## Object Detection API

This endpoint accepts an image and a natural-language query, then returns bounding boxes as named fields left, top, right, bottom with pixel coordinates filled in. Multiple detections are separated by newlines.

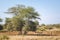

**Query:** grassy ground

left=0, top=31, right=60, bottom=40
left=8, top=35, right=60, bottom=40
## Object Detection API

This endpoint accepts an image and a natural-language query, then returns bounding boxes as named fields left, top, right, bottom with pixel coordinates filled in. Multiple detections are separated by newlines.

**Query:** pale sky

left=0, top=0, right=60, bottom=24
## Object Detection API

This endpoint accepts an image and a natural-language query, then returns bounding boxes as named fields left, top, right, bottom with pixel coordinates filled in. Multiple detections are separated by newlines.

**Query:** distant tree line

left=36, top=24, right=60, bottom=32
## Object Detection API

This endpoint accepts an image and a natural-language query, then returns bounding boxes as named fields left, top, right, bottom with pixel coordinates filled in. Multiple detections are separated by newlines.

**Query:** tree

left=4, top=18, right=13, bottom=31
left=0, top=18, right=3, bottom=30
left=0, top=25, right=3, bottom=30
left=11, top=17, right=24, bottom=31
left=28, top=20, right=39, bottom=31
left=0, top=18, right=2, bottom=22
left=6, top=5, right=40, bottom=34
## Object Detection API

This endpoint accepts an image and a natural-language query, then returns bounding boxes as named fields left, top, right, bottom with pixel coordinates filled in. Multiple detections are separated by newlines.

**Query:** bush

left=36, top=26, right=47, bottom=33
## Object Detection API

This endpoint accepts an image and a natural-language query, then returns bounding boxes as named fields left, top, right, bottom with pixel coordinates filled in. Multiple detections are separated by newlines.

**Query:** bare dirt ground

left=9, top=35, right=60, bottom=40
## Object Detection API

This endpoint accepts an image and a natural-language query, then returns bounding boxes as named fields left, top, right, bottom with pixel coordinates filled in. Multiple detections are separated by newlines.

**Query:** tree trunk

left=22, top=30, right=27, bottom=35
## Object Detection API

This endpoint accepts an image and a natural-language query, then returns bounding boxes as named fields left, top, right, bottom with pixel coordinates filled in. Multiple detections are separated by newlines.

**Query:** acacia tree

left=6, top=5, right=40, bottom=34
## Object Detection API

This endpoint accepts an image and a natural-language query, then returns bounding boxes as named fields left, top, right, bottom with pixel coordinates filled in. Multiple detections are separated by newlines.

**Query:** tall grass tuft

left=0, top=35, right=9, bottom=40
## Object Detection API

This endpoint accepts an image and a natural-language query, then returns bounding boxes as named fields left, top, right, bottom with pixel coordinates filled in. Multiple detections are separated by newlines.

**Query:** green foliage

left=29, top=21, right=39, bottom=31
left=37, top=26, right=46, bottom=32
left=0, top=25, right=3, bottom=30
left=4, top=18, right=13, bottom=31
left=5, top=5, right=40, bottom=34
left=0, top=18, right=2, bottom=22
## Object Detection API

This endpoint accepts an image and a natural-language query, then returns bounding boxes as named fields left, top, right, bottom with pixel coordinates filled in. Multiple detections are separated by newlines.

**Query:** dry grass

left=0, top=31, right=60, bottom=36
left=8, top=35, right=60, bottom=40
left=0, top=31, right=60, bottom=40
